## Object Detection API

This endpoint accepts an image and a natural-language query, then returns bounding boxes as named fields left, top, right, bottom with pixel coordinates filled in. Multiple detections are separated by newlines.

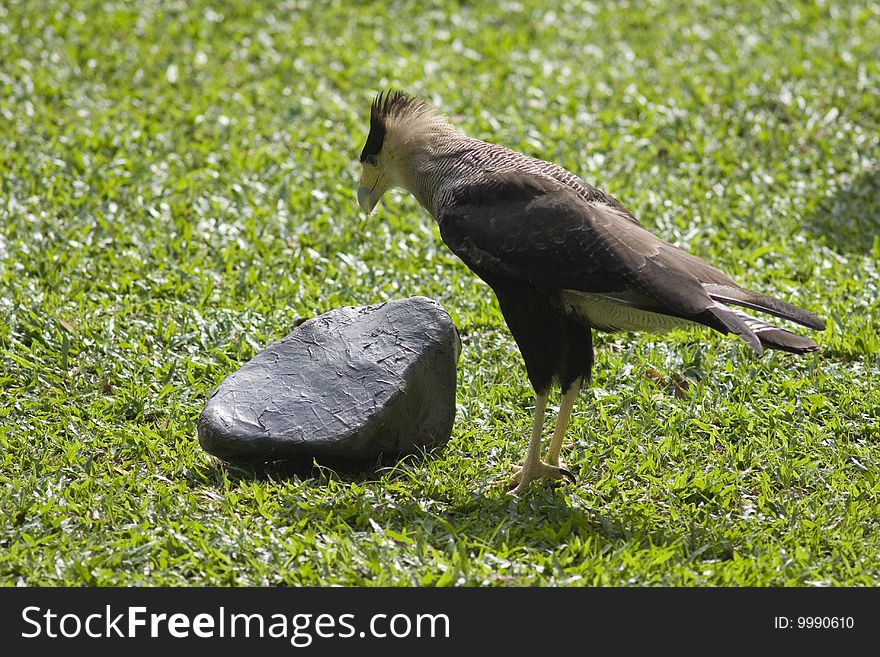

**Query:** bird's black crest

left=359, top=90, right=426, bottom=164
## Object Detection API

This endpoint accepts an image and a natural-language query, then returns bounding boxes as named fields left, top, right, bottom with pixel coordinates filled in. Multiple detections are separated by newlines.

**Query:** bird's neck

left=398, top=133, right=478, bottom=218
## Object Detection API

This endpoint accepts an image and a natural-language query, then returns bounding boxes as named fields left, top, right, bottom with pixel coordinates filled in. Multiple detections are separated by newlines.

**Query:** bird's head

left=357, top=90, right=454, bottom=214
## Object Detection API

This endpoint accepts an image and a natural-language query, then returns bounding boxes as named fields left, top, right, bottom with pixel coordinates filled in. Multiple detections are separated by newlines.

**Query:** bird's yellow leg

left=508, top=391, right=575, bottom=497
left=546, top=377, right=581, bottom=470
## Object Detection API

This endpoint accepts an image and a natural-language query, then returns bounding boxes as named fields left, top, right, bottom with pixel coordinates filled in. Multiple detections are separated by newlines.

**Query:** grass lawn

left=1, top=0, right=879, bottom=586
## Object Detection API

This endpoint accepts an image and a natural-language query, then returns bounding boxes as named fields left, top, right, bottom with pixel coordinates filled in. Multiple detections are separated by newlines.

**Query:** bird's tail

left=703, top=283, right=824, bottom=355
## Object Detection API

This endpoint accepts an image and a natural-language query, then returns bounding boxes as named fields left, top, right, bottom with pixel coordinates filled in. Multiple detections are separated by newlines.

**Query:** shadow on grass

left=450, top=488, right=630, bottom=540
left=195, top=446, right=450, bottom=484
left=192, top=450, right=729, bottom=562
left=193, top=454, right=633, bottom=547
left=441, top=489, right=733, bottom=567
left=805, top=168, right=880, bottom=255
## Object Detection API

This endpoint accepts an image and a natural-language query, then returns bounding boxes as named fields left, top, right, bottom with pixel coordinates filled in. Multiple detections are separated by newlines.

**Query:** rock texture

left=197, top=296, right=460, bottom=463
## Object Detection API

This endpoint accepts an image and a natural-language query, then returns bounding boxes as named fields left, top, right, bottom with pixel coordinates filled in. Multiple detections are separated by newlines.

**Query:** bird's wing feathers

left=438, top=171, right=822, bottom=353
left=438, top=171, right=732, bottom=318
left=701, top=283, right=825, bottom=330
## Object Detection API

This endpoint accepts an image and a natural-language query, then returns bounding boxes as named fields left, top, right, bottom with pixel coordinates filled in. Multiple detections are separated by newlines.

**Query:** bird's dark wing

left=437, top=171, right=822, bottom=353
left=438, top=171, right=730, bottom=312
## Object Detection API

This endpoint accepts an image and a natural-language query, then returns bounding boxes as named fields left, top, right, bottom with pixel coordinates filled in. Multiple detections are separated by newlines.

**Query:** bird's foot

left=507, top=460, right=576, bottom=497
left=548, top=456, right=568, bottom=471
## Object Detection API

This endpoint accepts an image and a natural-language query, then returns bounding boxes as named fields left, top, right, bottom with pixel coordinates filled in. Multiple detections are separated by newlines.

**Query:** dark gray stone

left=197, top=296, right=460, bottom=463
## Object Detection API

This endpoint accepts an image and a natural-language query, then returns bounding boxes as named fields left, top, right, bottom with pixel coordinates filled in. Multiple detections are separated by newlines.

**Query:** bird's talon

left=506, top=460, right=575, bottom=493
left=559, top=467, right=577, bottom=484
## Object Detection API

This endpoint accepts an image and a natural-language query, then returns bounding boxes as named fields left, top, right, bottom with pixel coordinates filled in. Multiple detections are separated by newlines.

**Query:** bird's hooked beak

left=357, top=166, right=385, bottom=214
left=357, top=185, right=376, bottom=214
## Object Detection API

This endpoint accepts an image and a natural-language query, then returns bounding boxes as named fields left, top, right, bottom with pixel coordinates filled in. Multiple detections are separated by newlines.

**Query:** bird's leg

left=508, top=391, right=575, bottom=497
left=546, top=377, right=581, bottom=472
left=509, top=390, right=547, bottom=486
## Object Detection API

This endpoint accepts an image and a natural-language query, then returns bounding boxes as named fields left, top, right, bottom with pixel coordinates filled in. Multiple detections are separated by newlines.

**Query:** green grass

left=1, top=0, right=879, bottom=586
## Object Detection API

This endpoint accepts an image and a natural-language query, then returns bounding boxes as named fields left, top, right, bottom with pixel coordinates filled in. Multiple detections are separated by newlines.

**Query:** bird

left=356, top=90, right=825, bottom=497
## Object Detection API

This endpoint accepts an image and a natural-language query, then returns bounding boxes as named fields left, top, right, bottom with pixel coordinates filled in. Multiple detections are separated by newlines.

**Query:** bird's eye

left=364, top=154, right=378, bottom=167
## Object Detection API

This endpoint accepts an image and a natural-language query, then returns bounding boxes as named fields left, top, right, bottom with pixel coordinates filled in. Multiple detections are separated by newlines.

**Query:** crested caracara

left=357, top=91, right=825, bottom=496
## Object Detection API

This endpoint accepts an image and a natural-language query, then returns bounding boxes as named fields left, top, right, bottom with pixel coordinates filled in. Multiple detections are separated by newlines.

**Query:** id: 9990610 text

left=774, top=616, right=854, bottom=630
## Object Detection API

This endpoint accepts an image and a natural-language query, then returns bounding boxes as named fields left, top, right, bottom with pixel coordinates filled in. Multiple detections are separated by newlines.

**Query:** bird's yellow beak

left=357, top=167, right=383, bottom=214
